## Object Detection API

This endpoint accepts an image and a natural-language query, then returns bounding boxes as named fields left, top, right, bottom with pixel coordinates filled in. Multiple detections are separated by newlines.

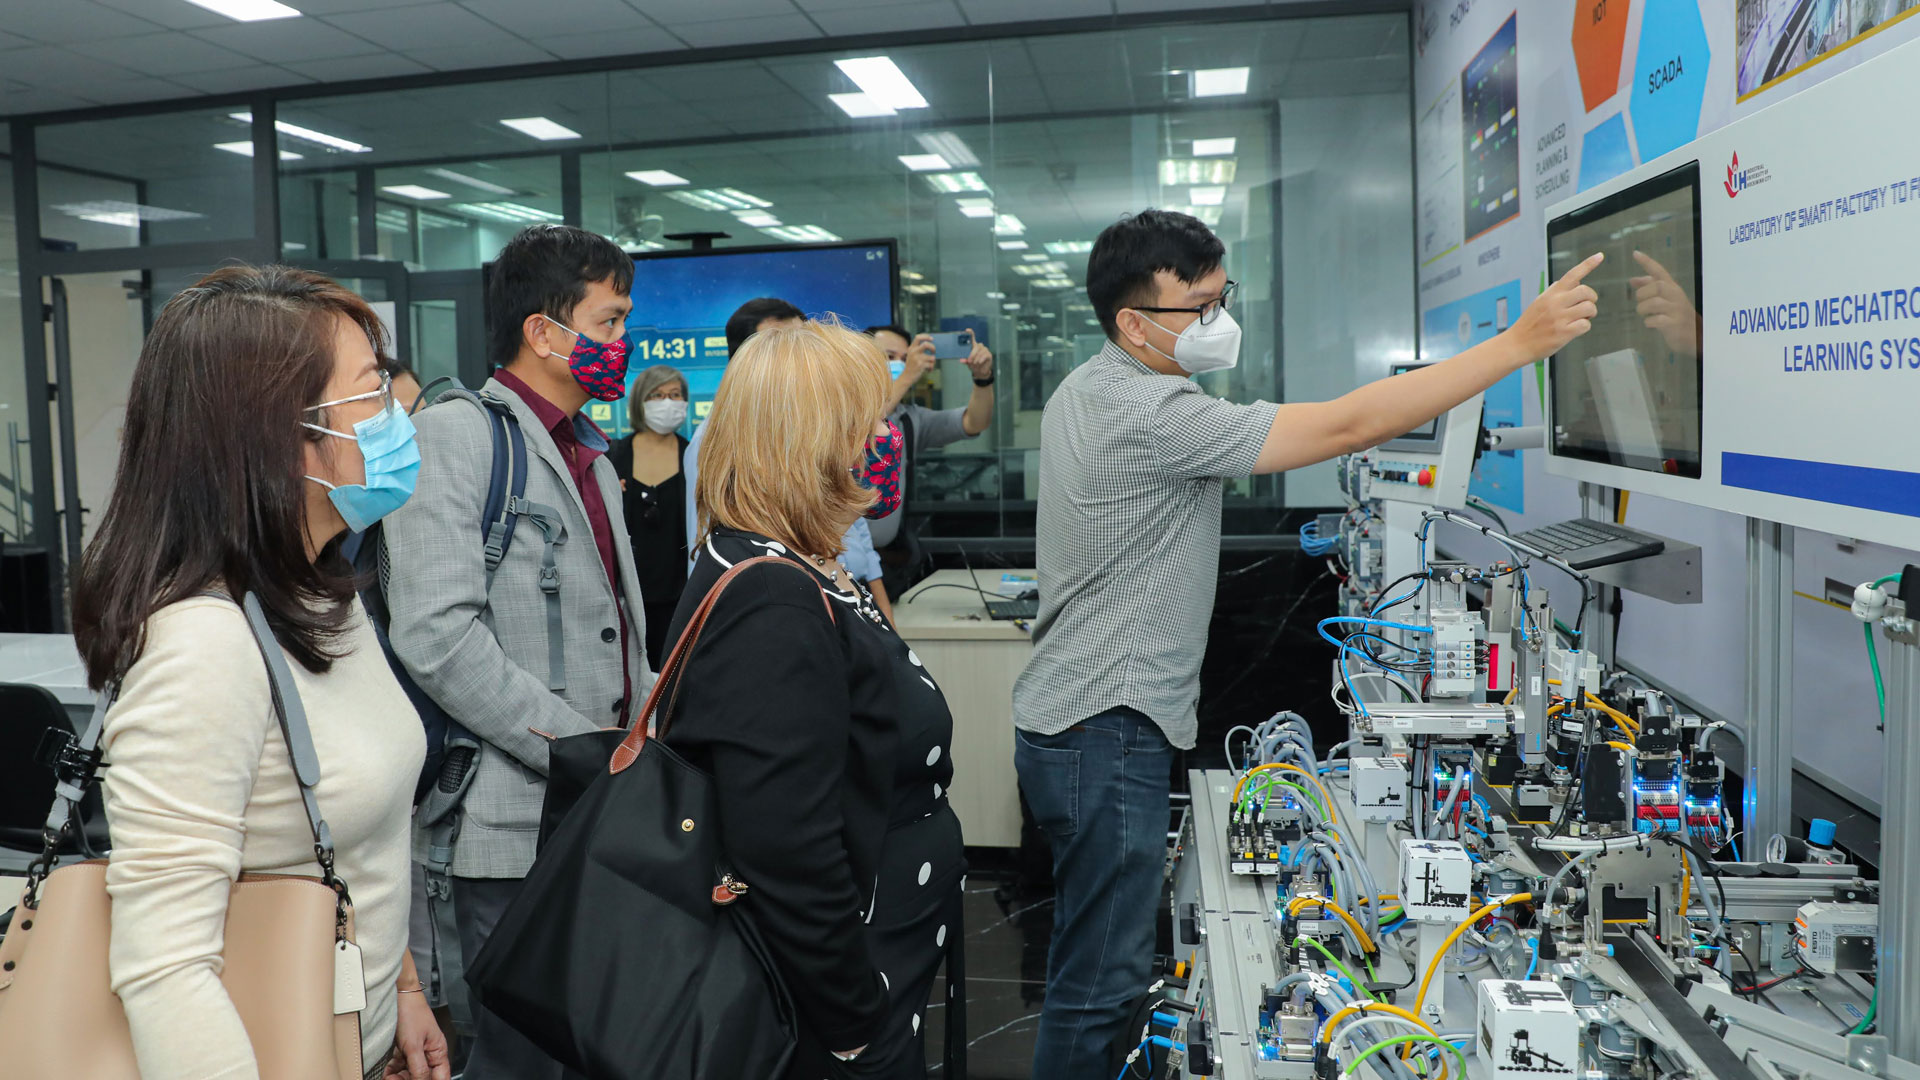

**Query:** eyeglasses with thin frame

left=1132, top=279, right=1238, bottom=325
left=304, top=369, right=394, bottom=437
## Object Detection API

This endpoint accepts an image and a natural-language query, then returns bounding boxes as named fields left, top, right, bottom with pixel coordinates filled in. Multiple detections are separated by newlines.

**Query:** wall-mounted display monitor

left=1546, top=161, right=1703, bottom=480
left=583, top=240, right=897, bottom=437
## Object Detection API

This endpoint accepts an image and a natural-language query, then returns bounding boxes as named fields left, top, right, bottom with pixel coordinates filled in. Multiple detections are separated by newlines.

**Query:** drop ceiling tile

left=402, top=39, right=561, bottom=71
left=0, top=30, right=36, bottom=51
left=955, top=0, right=1110, bottom=22
left=632, top=0, right=807, bottom=21
left=0, top=47, right=143, bottom=85
left=167, top=64, right=320, bottom=94
left=1115, top=0, right=1262, bottom=9
left=1296, top=16, right=1397, bottom=59
left=192, top=19, right=385, bottom=62
left=459, top=0, right=660, bottom=37
left=323, top=2, right=521, bottom=45
left=809, top=1, right=964, bottom=34
left=533, top=25, right=686, bottom=58
left=67, top=32, right=258, bottom=77
left=0, top=0, right=165, bottom=44
left=279, top=0, right=448, bottom=11
left=79, top=76, right=200, bottom=105
left=665, top=15, right=825, bottom=46
left=0, top=88, right=96, bottom=115
left=280, top=52, right=437, bottom=81
left=85, top=0, right=231, bottom=30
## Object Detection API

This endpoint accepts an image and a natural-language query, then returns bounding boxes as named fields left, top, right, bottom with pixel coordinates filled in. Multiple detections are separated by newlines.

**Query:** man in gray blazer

left=383, top=225, right=655, bottom=1079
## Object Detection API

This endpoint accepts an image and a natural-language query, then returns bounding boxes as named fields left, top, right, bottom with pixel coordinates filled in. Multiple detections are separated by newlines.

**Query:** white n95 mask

left=1138, top=308, right=1242, bottom=374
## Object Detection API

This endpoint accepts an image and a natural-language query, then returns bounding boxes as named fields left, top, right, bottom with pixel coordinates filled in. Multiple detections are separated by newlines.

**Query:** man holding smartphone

left=866, top=325, right=995, bottom=593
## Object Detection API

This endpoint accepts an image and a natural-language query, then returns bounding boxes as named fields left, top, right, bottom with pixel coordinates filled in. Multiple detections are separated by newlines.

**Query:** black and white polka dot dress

left=663, top=529, right=967, bottom=1080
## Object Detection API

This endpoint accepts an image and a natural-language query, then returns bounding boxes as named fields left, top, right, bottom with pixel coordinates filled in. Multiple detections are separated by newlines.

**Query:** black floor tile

left=922, top=876, right=1054, bottom=1078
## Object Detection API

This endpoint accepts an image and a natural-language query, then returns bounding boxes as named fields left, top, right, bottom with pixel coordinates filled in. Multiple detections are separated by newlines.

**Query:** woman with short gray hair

left=608, top=363, right=692, bottom=666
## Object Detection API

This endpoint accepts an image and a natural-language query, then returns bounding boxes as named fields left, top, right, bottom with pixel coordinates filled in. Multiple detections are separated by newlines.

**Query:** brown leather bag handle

left=610, top=555, right=834, bottom=774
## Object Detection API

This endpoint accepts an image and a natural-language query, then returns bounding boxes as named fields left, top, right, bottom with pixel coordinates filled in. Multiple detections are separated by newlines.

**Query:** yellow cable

left=1273, top=763, right=1338, bottom=818
left=1410, top=894, right=1534, bottom=1032
left=1679, top=862, right=1691, bottom=919
left=1605, top=741, right=1637, bottom=756
left=1503, top=686, right=1518, bottom=705
left=1616, top=491, right=1630, bottom=525
left=1232, top=763, right=1296, bottom=805
left=1321, top=1003, right=1447, bottom=1080
left=1288, top=897, right=1378, bottom=956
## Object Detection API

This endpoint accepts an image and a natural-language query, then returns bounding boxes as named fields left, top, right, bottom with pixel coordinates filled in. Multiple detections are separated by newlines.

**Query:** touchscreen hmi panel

left=1379, top=363, right=1441, bottom=447
left=1546, top=161, right=1703, bottom=478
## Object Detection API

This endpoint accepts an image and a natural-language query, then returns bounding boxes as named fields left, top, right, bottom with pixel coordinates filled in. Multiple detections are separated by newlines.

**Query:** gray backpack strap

left=507, top=497, right=570, bottom=692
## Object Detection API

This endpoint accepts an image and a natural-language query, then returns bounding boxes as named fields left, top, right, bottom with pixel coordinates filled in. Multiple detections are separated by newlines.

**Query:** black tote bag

left=467, top=556, right=820, bottom=1080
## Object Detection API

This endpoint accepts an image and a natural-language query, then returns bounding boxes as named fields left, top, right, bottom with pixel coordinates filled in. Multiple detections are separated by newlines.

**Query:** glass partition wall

left=9, top=11, right=1413, bottom=617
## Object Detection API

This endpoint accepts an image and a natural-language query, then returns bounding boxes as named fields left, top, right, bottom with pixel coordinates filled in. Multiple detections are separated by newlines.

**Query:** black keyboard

left=985, top=597, right=1039, bottom=621
left=1510, top=519, right=1665, bottom=571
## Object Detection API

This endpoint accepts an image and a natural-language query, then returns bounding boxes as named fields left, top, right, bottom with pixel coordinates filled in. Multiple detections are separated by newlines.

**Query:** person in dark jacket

left=607, top=364, right=691, bottom=667
left=662, top=319, right=965, bottom=1079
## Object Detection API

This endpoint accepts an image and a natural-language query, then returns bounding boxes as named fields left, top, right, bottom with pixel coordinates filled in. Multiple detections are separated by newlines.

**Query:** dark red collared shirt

left=494, top=368, right=631, bottom=711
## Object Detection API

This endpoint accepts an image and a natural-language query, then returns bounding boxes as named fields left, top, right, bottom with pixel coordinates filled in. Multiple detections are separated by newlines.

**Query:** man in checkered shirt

left=1012, top=209, right=1604, bottom=1078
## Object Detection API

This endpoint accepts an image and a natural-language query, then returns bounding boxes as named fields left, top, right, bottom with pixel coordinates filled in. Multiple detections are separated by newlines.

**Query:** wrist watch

left=972, top=374, right=995, bottom=386
left=831, top=1046, right=866, bottom=1062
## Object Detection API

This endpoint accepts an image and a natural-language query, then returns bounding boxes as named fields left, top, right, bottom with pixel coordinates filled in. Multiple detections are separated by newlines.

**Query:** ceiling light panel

left=834, top=56, right=928, bottom=109
left=500, top=117, right=581, bottom=141
left=997, top=240, right=1028, bottom=250
left=1045, top=240, right=1093, bottom=255
left=625, top=170, right=688, bottom=187
left=231, top=112, right=368, bottom=153
left=213, top=141, right=300, bottom=160
left=426, top=168, right=514, bottom=195
left=718, top=188, right=772, bottom=208
left=1192, top=137, right=1237, bottom=156
left=992, top=214, right=1025, bottom=236
left=914, top=131, right=980, bottom=167
left=734, top=210, right=782, bottom=227
left=53, top=200, right=202, bottom=224
left=956, top=198, right=995, bottom=218
left=923, top=171, right=990, bottom=194
left=761, top=225, right=842, bottom=242
left=1192, top=67, right=1250, bottom=97
left=829, top=93, right=895, bottom=118
left=185, top=0, right=301, bottom=21
left=1020, top=252, right=1048, bottom=261
left=1159, top=158, right=1237, bottom=185
left=383, top=185, right=451, bottom=200
left=898, top=154, right=949, bottom=171
left=450, top=202, right=563, bottom=223
left=1189, top=186, right=1227, bottom=206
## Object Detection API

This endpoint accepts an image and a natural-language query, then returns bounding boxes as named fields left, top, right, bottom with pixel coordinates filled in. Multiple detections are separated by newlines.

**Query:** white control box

left=1793, top=902, right=1878, bottom=974
left=1399, top=839, right=1473, bottom=922
left=1477, top=980, right=1579, bottom=1080
left=1352, top=757, right=1409, bottom=822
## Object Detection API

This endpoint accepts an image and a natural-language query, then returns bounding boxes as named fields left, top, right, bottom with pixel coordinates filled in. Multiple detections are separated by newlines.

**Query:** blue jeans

left=1015, top=707, right=1175, bottom=1080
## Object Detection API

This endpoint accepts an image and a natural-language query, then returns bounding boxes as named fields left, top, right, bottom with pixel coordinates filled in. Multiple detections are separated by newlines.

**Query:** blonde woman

left=660, top=320, right=963, bottom=1079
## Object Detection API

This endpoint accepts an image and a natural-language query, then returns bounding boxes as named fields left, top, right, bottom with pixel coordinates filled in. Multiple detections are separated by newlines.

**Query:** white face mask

left=642, top=398, right=688, bottom=434
left=1136, top=308, right=1242, bottom=374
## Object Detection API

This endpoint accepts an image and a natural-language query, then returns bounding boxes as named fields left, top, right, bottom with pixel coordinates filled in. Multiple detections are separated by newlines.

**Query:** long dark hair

left=72, top=265, right=388, bottom=689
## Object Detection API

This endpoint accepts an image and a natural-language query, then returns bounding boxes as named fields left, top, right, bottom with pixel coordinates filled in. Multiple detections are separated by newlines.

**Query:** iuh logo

left=1725, top=152, right=1744, bottom=198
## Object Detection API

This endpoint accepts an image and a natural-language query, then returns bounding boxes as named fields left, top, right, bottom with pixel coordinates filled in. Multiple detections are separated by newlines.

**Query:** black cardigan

left=658, top=529, right=902, bottom=1052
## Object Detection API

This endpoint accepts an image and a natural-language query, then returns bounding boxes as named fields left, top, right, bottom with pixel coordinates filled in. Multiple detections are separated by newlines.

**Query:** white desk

left=894, top=570, right=1035, bottom=849
left=0, top=633, right=92, bottom=726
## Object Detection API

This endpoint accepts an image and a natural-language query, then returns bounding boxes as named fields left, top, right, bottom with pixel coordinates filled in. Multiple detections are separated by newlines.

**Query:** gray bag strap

left=238, top=592, right=338, bottom=885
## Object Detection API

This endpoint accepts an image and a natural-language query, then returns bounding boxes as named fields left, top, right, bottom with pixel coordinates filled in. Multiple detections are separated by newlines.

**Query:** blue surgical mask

left=304, top=400, right=421, bottom=533
left=888, top=359, right=906, bottom=380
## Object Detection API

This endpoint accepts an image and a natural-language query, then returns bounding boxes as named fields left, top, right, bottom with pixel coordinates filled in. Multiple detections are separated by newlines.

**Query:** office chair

left=0, top=682, right=109, bottom=876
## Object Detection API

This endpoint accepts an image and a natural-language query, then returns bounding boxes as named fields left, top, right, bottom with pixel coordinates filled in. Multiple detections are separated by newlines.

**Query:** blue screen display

left=581, top=243, right=896, bottom=439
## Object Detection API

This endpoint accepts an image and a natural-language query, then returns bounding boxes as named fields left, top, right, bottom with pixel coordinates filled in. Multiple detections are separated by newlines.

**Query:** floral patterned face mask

left=543, top=315, right=632, bottom=402
left=852, top=420, right=904, bottom=519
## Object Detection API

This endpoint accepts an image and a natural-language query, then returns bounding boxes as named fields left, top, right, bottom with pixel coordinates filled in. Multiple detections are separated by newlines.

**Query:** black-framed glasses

left=1134, top=279, right=1238, bottom=325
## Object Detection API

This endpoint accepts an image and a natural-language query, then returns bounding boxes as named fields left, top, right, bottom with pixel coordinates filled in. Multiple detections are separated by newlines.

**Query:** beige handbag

left=0, top=592, right=367, bottom=1080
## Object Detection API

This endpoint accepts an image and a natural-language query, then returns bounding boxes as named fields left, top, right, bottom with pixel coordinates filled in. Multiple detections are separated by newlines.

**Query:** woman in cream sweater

left=69, top=266, right=448, bottom=1080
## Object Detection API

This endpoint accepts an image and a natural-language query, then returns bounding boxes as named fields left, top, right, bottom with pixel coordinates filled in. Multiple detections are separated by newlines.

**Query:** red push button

left=1417, top=468, right=1434, bottom=487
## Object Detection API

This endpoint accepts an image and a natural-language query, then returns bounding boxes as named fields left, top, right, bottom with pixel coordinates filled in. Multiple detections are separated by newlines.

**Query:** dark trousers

left=1014, top=707, right=1175, bottom=1080
left=452, top=875, right=581, bottom=1080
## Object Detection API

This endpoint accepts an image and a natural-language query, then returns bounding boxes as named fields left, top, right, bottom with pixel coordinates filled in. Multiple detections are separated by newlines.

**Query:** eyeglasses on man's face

left=1133, top=279, right=1238, bottom=325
